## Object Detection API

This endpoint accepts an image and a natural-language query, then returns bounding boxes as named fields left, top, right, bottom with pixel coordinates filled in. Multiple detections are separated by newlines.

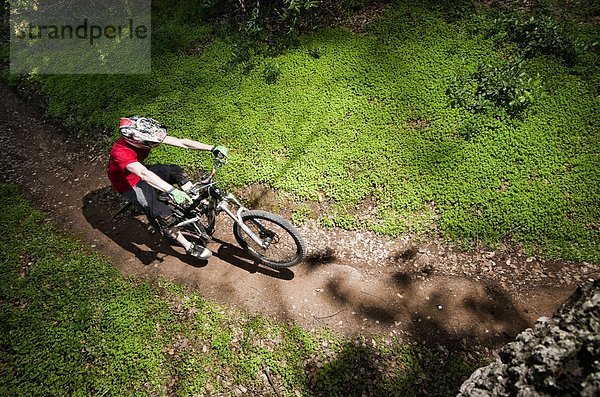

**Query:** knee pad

left=156, top=215, right=180, bottom=240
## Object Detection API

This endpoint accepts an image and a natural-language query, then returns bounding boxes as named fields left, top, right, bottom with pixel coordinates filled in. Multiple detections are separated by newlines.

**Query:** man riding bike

left=107, top=116, right=227, bottom=260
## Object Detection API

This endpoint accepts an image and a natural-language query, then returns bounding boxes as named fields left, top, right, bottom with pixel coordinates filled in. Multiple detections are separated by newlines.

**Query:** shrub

left=447, top=58, right=541, bottom=118
left=493, top=14, right=588, bottom=66
left=152, top=23, right=212, bottom=55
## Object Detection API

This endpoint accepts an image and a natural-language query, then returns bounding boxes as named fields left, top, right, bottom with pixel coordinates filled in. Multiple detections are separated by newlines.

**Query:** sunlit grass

left=3, top=1, right=598, bottom=262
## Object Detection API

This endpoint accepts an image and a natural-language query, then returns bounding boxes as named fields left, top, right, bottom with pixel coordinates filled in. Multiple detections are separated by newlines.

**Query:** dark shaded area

left=325, top=277, right=351, bottom=306
left=308, top=267, right=551, bottom=396
left=82, top=186, right=294, bottom=279
left=391, top=270, right=530, bottom=348
left=305, top=342, right=404, bottom=397
left=325, top=277, right=397, bottom=325
left=304, top=337, right=476, bottom=397
left=321, top=266, right=530, bottom=348
left=355, top=301, right=397, bottom=324
left=391, top=247, right=418, bottom=262
left=211, top=236, right=294, bottom=280
left=392, top=271, right=412, bottom=287
left=422, top=289, right=524, bottom=346
left=82, top=186, right=192, bottom=266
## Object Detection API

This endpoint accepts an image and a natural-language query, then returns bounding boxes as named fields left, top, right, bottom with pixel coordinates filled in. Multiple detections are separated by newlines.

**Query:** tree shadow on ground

left=396, top=272, right=528, bottom=347
left=303, top=335, right=476, bottom=397
left=316, top=262, right=531, bottom=345
left=303, top=247, right=338, bottom=273
left=82, top=186, right=294, bottom=279
left=304, top=267, right=533, bottom=396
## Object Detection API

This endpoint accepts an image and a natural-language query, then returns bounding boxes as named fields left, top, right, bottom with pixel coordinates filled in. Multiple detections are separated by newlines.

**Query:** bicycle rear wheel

left=233, top=210, right=306, bottom=268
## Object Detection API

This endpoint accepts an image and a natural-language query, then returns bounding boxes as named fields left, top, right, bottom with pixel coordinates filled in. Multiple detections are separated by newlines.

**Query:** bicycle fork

left=216, top=194, right=270, bottom=249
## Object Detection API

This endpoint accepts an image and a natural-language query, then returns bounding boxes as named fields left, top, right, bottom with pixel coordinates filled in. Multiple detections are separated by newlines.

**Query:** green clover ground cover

left=0, top=185, right=168, bottom=395
left=4, top=1, right=599, bottom=262
left=0, top=183, right=476, bottom=395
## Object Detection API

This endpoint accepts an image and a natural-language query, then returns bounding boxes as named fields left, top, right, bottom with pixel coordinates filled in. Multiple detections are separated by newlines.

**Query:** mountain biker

left=107, top=116, right=227, bottom=260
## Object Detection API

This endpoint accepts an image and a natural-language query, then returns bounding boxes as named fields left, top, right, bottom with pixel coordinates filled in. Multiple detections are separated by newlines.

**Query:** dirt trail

left=0, top=83, right=596, bottom=352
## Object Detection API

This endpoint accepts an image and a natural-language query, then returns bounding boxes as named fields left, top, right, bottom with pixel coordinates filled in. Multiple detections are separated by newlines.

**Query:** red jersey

left=107, top=138, right=151, bottom=193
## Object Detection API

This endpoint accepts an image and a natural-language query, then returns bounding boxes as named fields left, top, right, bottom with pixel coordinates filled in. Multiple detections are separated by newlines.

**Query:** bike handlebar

left=200, top=154, right=227, bottom=185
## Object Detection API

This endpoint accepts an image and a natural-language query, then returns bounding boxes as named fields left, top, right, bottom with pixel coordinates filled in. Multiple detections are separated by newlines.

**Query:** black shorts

left=121, top=164, right=189, bottom=224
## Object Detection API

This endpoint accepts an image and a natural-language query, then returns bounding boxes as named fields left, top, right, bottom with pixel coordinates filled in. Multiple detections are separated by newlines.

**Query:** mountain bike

left=160, top=153, right=306, bottom=268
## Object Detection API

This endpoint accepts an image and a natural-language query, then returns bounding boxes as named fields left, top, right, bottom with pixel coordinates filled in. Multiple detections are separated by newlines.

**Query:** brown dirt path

left=0, top=83, right=597, bottom=352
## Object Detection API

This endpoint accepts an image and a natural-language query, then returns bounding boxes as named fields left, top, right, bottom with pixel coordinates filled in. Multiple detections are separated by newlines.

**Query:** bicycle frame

left=175, top=175, right=271, bottom=250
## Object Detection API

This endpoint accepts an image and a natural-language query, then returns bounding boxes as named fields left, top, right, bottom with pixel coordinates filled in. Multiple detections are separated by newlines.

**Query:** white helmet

left=119, top=116, right=167, bottom=148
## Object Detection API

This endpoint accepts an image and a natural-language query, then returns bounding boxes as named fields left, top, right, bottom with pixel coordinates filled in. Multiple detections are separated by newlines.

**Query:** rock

left=458, top=280, right=600, bottom=396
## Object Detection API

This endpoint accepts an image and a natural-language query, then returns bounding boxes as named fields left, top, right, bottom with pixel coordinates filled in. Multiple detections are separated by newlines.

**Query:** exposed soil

left=0, top=82, right=597, bottom=355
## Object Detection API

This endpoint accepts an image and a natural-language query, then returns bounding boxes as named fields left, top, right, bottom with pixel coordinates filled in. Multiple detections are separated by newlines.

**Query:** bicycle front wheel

left=233, top=210, right=306, bottom=268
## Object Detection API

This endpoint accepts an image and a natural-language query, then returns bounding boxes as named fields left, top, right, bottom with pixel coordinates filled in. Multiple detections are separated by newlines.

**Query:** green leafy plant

left=307, top=45, right=324, bottom=58
left=291, top=203, right=311, bottom=224
left=262, top=59, right=281, bottom=84
left=493, top=14, right=588, bottom=66
left=228, top=0, right=321, bottom=67
left=447, top=58, right=541, bottom=118
left=280, top=0, right=319, bottom=30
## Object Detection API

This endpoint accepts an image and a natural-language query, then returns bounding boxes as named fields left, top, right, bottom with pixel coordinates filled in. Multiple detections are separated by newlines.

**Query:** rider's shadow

left=82, top=186, right=199, bottom=267
left=82, top=187, right=295, bottom=280
left=211, top=236, right=294, bottom=280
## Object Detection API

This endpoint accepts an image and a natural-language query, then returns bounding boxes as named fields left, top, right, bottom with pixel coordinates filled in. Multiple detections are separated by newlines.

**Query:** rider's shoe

left=187, top=243, right=212, bottom=260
